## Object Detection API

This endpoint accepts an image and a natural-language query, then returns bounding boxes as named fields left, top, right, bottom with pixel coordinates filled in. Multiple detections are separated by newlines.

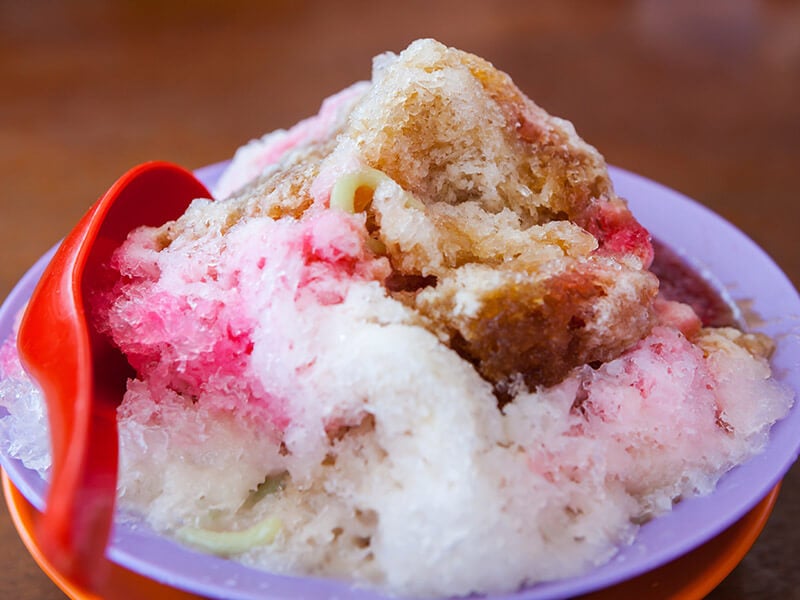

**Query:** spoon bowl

left=16, top=162, right=209, bottom=592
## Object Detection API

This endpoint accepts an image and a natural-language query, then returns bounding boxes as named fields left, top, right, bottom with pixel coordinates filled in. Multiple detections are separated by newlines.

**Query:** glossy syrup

left=650, top=239, right=737, bottom=328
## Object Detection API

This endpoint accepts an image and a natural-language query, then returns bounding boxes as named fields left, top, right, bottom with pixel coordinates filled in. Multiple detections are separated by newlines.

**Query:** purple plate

left=0, top=164, right=798, bottom=599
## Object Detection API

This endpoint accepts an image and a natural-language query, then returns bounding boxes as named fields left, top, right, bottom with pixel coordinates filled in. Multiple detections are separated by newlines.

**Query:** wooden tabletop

left=1, top=1, right=798, bottom=598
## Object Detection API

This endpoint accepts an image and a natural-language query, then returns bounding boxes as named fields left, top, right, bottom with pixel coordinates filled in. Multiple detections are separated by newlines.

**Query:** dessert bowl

left=0, top=162, right=798, bottom=600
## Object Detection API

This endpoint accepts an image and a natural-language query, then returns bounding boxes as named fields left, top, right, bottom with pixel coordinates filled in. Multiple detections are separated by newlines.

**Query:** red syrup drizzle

left=650, top=238, right=737, bottom=328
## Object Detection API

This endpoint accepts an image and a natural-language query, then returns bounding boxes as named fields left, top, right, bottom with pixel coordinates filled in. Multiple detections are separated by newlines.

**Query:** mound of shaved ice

left=105, top=242, right=791, bottom=596
left=0, top=39, right=794, bottom=598
left=0, top=334, right=50, bottom=477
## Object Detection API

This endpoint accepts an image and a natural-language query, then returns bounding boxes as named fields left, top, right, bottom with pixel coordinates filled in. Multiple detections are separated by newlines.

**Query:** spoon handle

left=18, top=202, right=118, bottom=589
left=17, top=162, right=211, bottom=592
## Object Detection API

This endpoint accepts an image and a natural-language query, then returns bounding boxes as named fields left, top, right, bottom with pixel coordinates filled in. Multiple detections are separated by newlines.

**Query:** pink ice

left=213, top=82, right=369, bottom=199
left=102, top=207, right=388, bottom=430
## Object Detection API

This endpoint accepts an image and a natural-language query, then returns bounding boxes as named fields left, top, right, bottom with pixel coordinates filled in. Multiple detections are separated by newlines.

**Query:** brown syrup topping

left=385, top=272, right=438, bottom=293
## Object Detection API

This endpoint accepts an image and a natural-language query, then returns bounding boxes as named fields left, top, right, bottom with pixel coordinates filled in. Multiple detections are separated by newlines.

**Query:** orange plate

left=2, top=471, right=779, bottom=600
left=3, top=472, right=200, bottom=600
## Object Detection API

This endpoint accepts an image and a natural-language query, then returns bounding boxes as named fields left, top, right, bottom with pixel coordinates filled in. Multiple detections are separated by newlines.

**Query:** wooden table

left=1, top=1, right=798, bottom=598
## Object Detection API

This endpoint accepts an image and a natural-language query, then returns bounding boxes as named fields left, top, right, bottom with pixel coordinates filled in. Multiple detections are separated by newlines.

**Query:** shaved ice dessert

left=0, top=39, right=794, bottom=598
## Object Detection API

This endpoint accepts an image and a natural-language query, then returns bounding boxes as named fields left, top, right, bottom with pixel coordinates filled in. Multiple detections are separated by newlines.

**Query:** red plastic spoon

left=16, top=162, right=210, bottom=592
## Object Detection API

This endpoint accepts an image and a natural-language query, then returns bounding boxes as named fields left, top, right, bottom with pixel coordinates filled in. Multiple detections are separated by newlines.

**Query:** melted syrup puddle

left=650, top=238, right=737, bottom=328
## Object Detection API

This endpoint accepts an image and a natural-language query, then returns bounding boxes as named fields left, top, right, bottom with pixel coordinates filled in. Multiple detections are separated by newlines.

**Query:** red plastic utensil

left=16, top=162, right=210, bottom=592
